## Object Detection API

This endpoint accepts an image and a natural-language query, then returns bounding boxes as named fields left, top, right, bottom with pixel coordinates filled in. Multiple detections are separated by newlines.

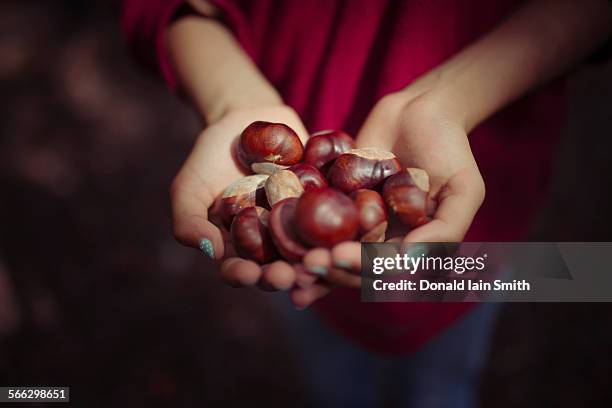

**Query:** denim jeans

left=276, top=297, right=500, bottom=408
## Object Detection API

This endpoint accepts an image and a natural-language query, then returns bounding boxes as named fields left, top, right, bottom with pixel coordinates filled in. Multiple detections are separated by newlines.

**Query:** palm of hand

left=298, top=95, right=486, bottom=299
left=180, top=119, right=249, bottom=207
left=356, top=96, right=484, bottom=242
left=171, top=105, right=310, bottom=294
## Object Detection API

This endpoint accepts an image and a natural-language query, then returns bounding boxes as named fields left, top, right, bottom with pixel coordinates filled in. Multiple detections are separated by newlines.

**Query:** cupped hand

left=300, top=91, right=485, bottom=305
left=170, top=104, right=312, bottom=290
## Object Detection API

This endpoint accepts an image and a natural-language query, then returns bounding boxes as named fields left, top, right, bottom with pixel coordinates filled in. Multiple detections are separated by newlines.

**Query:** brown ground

left=0, top=2, right=611, bottom=407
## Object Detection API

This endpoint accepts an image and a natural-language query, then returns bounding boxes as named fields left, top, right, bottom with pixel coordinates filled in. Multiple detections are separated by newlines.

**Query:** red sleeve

left=120, top=0, right=253, bottom=92
left=120, top=0, right=185, bottom=90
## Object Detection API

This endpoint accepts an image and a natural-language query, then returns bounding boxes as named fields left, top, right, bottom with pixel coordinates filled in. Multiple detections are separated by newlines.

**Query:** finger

left=330, top=242, right=361, bottom=272
left=353, top=96, right=401, bottom=151
left=219, top=257, right=262, bottom=287
left=325, top=267, right=361, bottom=288
left=294, top=264, right=319, bottom=289
left=260, top=261, right=297, bottom=291
left=304, top=246, right=360, bottom=288
left=170, top=171, right=225, bottom=259
left=329, top=242, right=363, bottom=288
left=404, top=170, right=484, bottom=243
left=290, top=282, right=333, bottom=310
left=291, top=122, right=310, bottom=145
left=302, top=248, right=332, bottom=277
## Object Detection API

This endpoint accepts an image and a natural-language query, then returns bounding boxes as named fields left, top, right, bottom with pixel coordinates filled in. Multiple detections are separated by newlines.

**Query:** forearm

left=404, top=0, right=612, bottom=132
left=167, top=15, right=282, bottom=124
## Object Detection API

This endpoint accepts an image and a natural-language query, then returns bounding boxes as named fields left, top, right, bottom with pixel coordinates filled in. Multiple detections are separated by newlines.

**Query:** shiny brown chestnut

left=237, top=121, right=304, bottom=169
left=264, top=170, right=304, bottom=207
left=350, top=189, right=388, bottom=240
left=327, top=147, right=401, bottom=193
left=288, top=163, right=328, bottom=191
left=269, top=197, right=309, bottom=262
left=295, top=188, right=359, bottom=248
left=230, top=206, right=278, bottom=264
left=220, top=174, right=268, bottom=227
left=383, top=168, right=433, bottom=228
left=303, top=130, right=355, bottom=170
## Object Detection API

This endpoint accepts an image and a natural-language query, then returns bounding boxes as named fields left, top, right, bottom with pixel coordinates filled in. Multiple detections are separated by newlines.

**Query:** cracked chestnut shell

left=327, top=147, right=401, bottom=193
left=264, top=170, right=304, bottom=207
left=251, top=162, right=289, bottom=175
left=295, top=188, right=359, bottom=248
left=383, top=168, right=433, bottom=227
left=237, top=121, right=304, bottom=169
left=303, top=129, right=356, bottom=171
left=230, top=206, right=278, bottom=264
left=220, top=174, right=269, bottom=227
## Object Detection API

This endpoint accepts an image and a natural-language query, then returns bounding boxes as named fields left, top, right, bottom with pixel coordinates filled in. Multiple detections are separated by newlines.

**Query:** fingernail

left=199, top=238, right=215, bottom=259
left=308, top=266, right=328, bottom=276
left=334, top=260, right=352, bottom=269
left=403, top=243, right=429, bottom=259
left=295, top=305, right=307, bottom=311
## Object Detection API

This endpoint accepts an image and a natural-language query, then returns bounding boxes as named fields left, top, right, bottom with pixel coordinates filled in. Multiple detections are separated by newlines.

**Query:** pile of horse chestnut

left=221, top=121, right=436, bottom=264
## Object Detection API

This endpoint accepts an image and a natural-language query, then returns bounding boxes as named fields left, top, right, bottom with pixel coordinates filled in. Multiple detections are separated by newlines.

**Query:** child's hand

left=299, top=91, right=485, bottom=306
left=167, top=17, right=333, bottom=300
left=358, top=92, right=485, bottom=242
left=170, top=104, right=311, bottom=291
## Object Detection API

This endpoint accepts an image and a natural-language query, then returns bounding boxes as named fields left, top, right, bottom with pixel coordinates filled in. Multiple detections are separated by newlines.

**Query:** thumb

left=170, top=171, right=225, bottom=260
left=354, top=120, right=394, bottom=151
left=354, top=94, right=403, bottom=150
left=403, top=168, right=485, bottom=243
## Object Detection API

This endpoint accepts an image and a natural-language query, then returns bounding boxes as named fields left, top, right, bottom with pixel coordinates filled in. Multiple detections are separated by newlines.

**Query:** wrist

left=167, top=16, right=283, bottom=125
left=204, top=83, right=283, bottom=125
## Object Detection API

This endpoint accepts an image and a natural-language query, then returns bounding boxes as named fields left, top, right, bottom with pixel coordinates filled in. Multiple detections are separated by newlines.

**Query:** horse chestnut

left=350, top=189, right=388, bottom=240
left=264, top=169, right=304, bottom=207
left=220, top=174, right=268, bottom=227
left=360, top=221, right=388, bottom=242
left=327, top=148, right=401, bottom=193
left=288, top=163, right=328, bottom=190
left=295, top=188, right=359, bottom=248
left=269, top=198, right=309, bottom=262
left=383, top=168, right=432, bottom=227
left=303, top=130, right=355, bottom=170
left=230, top=206, right=278, bottom=264
left=237, top=121, right=304, bottom=169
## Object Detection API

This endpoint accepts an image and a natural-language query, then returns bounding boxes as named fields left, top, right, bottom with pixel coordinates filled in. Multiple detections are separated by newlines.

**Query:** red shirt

left=121, top=0, right=565, bottom=354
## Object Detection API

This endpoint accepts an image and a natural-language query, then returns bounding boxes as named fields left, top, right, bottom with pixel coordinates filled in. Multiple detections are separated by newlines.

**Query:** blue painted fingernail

left=308, top=266, right=328, bottom=276
left=334, top=260, right=352, bottom=269
left=404, top=243, right=429, bottom=259
left=199, top=238, right=215, bottom=259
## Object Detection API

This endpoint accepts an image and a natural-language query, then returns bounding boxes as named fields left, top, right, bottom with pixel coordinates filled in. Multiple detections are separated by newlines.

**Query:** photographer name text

left=372, top=278, right=530, bottom=292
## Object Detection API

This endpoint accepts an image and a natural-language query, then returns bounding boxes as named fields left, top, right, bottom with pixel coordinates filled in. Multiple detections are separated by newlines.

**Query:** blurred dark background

left=0, top=1, right=611, bottom=407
